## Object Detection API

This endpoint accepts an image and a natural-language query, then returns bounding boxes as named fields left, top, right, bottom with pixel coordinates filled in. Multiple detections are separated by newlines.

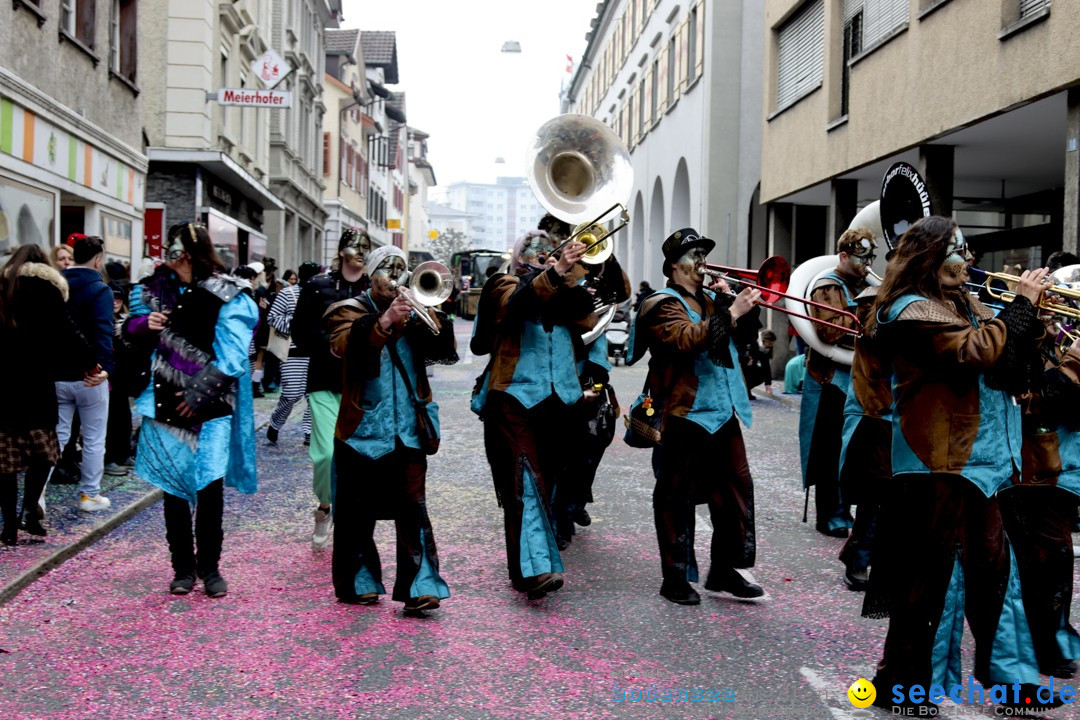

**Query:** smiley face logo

left=847, top=678, right=876, bottom=708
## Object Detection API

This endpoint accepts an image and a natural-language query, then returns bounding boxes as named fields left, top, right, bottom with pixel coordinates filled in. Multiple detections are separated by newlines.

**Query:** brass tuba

left=525, top=113, right=633, bottom=266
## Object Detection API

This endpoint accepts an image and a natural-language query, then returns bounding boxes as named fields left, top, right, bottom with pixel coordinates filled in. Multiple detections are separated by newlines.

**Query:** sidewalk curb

left=0, top=487, right=164, bottom=606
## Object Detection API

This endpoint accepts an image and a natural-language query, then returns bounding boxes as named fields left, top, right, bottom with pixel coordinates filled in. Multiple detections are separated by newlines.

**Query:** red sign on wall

left=144, top=208, right=164, bottom=259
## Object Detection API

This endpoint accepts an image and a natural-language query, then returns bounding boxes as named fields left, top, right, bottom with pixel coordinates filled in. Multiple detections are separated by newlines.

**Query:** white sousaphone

left=785, top=162, right=933, bottom=365
left=525, top=113, right=635, bottom=345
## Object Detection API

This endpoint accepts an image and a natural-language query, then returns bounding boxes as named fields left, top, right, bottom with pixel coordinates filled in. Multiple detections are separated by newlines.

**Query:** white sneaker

left=312, top=507, right=332, bottom=548
left=79, top=493, right=112, bottom=512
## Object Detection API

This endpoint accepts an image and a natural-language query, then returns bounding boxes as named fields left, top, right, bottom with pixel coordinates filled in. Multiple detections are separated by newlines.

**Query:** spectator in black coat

left=0, top=245, right=96, bottom=544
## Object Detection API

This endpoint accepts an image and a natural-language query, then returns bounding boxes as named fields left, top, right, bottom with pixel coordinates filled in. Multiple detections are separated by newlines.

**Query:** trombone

left=548, top=204, right=628, bottom=266
left=702, top=256, right=863, bottom=336
left=389, top=261, right=453, bottom=335
left=967, top=267, right=1080, bottom=320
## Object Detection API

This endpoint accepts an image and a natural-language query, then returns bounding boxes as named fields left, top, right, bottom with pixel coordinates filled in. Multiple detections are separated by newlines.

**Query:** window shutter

left=656, top=45, right=669, bottom=115
left=118, top=0, right=137, bottom=81
left=1020, top=0, right=1049, bottom=16
left=776, top=0, right=824, bottom=110
left=861, top=0, right=907, bottom=48
left=630, top=84, right=641, bottom=146
left=346, top=146, right=354, bottom=189
left=322, top=132, right=331, bottom=177
left=643, top=66, right=653, bottom=131
left=678, top=18, right=690, bottom=92
left=78, top=0, right=97, bottom=47
left=639, top=75, right=649, bottom=139
left=695, top=1, right=706, bottom=80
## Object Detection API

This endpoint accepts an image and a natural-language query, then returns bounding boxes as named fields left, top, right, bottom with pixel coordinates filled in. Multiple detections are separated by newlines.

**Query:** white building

left=406, top=127, right=437, bottom=253
left=2, top=0, right=146, bottom=265
left=142, top=0, right=283, bottom=270
left=427, top=202, right=479, bottom=239
left=265, top=0, right=340, bottom=270
left=566, top=0, right=765, bottom=288
left=438, top=177, right=546, bottom=251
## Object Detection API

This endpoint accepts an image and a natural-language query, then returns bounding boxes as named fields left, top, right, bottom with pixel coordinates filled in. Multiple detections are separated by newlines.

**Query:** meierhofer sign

left=216, top=88, right=292, bottom=107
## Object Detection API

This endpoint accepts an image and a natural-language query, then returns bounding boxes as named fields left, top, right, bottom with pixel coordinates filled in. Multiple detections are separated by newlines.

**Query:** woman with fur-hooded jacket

left=0, top=244, right=96, bottom=545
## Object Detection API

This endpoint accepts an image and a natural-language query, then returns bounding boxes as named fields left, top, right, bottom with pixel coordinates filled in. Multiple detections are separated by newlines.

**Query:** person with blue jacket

left=627, top=228, right=763, bottom=605
left=324, top=246, right=457, bottom=614
left=471, top=221, right=596, bottom=599
left=55, top=236, right=113, bottom=512
left=867, top=217, right=1050, bottom=714
left=125, top=223, right=258, bottom=598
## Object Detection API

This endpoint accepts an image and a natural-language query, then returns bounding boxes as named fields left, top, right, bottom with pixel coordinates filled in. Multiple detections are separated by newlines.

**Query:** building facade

left=141, top=0, right=283, bottom=270
left=265, top=0, right=338, bottom=271
left=359, top=32, right=415, bottom=251
left=436, top=178, right=546, bottom=252
left=321, top=26, right=369, bottom=264
left=760, top=0, right=1080, bottom=274
left=2, top=0, right=146, bottom=265
left=567, top=0, right=766, bottom=289
left=406, top=127, right=437, bottom=254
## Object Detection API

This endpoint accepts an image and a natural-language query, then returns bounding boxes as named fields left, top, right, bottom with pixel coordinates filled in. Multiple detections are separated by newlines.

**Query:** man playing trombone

left=800, top=230, right=876, bottom=538
left=323, top=246, right=457, bottom=613
left=472, top=219, right=597, bottom=598
left=628, top=228, right=763, bottom=605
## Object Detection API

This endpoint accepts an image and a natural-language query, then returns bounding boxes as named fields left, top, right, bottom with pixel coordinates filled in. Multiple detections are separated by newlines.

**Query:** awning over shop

left=146, top=148, right=285, bottom=211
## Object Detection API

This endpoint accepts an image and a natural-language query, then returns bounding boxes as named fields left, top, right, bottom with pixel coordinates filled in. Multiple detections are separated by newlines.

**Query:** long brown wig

left=867, top=216, right=958, bottom=335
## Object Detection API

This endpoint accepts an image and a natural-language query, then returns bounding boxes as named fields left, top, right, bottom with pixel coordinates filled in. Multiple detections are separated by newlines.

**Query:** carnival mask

left=520, top=233, right=557, bottom=269
left=676, top=247, right=710, bottom=279
left=940, top=228, right=973, bottom=284
left=372, top=256, right=407, bottom=283
left=340, top=230, right=370, bottom=264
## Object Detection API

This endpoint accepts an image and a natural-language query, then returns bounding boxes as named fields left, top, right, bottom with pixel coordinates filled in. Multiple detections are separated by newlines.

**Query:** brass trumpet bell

left=571, top=221, right=616, bottom=265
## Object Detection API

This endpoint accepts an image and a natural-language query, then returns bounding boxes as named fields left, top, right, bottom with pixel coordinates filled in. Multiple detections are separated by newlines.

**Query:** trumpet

left=967, top=267, right=1080, bottom=320
left=389, top=261, right=453, bottom=335
left=701, top=257, right=862, bottom=336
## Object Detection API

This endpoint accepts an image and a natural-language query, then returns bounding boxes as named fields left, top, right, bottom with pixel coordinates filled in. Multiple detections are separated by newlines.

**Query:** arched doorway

left=671, top=158, right=690, bottom=231
left=648, top=178, right=665, bottom=287
left=629, top=192, right=644, bottom=280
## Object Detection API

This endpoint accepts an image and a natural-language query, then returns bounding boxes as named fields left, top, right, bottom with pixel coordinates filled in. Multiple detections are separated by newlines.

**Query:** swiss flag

left=566, top=55, right=573, bottom=74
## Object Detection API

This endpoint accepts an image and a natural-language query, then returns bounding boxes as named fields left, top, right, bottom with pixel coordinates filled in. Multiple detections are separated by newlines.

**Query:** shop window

left=109, top=0, right=137, bottom=87
left=101, top=212, right=132, bottom=263
left=0, top=175, right=56, bottom=248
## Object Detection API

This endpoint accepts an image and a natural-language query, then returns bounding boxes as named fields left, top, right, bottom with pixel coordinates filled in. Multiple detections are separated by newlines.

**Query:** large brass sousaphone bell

left=525, top=113, right=633, bottom=265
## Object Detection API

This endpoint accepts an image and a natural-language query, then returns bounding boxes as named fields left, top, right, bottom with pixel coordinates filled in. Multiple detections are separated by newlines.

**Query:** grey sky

left=342, top=0, right=598, bottom=188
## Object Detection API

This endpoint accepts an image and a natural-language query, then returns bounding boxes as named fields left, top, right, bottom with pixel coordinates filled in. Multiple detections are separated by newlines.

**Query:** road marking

left=799, top=666, right=860, bottom=720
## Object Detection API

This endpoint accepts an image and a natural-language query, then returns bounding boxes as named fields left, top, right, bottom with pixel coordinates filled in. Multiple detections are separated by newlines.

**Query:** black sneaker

left=555, top=535, right=570, bottom=551
left=202, top=571, right=228, bottom=598
left=572, top=508, right=592, bottom=527
left=704, top=568, right=765, bottom=599
left=170, top=573, right=196, bottom=595
left=266, top=426, right=278, bottom=444
left=303, top=434, right=311, bottom=446
left=1043, top=659, right=1078, bottom=679
left=659, top=579, right=701, bottom=605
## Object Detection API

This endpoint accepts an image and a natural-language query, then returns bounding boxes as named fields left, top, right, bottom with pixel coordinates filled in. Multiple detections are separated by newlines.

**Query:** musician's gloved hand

left=555, top=241, right=587, bottom=275
left=708, top=276, right=732, bottom=294
left=379, top=294, right=413, bottom=331
left=729, top=287, right=760, bottom=322
left=1015, top=267, right=1049, bottom=305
